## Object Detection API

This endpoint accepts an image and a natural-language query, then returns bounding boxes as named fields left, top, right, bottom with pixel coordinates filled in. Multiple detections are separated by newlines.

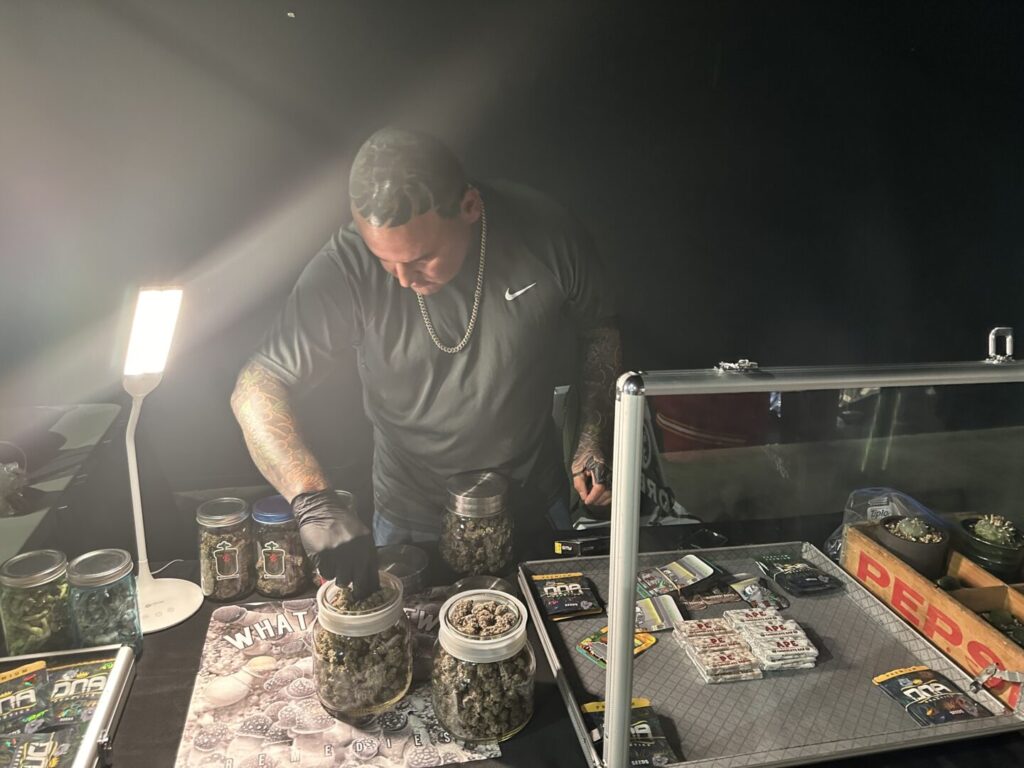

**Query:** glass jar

left=431, top=589, right=536, bottom=743
left=68, top=548, right=142, bottom=654
left=312, top=571, right=413, bottom=724
left=252, top=495, right=311, bottom=598
left=196, top=497, right=256, bottom=602
left=0, top=549, right=74, bottom=655
left=439, top=471, right=513, bottom=576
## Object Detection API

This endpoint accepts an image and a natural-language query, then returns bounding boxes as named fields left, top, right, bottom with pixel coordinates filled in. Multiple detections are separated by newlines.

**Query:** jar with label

left=440, top=471, right=513, bottom=576
left=312, top=572, right=413, bottom=724
left=432, top=589, right=535, bottom=742
left=0, top=549, right=75, bottom=655
left=196, top=497, right=256, bottom=602
left=252, top=495, right=310, bottom=598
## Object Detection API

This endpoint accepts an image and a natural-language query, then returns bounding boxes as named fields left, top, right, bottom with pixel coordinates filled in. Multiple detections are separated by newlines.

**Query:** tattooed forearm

left=230, top=360, right=328, bottom=502
left=571, top=325, right=622, bottom=473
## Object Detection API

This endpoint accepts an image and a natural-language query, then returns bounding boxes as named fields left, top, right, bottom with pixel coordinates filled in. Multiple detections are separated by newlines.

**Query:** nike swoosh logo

left=505, top=282, right=537, bottom=301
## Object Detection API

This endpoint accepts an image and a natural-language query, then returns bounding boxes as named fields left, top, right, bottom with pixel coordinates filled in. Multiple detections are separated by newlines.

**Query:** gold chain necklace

left=416, top=200, right=487, bottom=354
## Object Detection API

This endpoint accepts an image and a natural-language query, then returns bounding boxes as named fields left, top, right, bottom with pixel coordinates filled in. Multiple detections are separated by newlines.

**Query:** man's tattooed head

left=349, top=128, right=467, bottom=227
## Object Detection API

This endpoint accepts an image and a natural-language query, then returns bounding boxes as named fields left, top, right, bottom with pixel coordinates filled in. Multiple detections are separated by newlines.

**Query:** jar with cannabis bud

left=312, top=572, right=413, bottom=724
left=432, top=590, right=535, bottom=743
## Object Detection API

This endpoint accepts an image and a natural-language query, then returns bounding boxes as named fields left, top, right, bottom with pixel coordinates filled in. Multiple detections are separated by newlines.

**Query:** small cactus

left=885, top=516, right=942, bottom=544
left=972, top=514, right=1022, bottom=547
left=895, top=517, right=929, bottom=540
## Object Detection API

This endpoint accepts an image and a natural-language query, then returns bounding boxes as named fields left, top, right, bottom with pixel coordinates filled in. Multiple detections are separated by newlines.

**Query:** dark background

left=1, top=0, right=1022, bottom=505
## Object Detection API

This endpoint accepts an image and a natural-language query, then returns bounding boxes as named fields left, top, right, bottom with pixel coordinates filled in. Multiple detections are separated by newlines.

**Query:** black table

left=113, top=526, right=1024, bottom=768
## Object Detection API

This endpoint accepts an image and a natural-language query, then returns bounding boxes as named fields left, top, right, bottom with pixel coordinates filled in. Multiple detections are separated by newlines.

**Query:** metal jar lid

left=196, top=497, right=250, bottom=528
left=0, top=549, right=68, bottom=589
left=68, top=548, right=134, bottom=588
left=446, top=471, right=508, bottom=519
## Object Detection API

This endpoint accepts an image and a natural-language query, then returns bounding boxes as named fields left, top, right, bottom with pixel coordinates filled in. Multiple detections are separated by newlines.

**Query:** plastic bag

left=824, top=487, right=948, bottom=563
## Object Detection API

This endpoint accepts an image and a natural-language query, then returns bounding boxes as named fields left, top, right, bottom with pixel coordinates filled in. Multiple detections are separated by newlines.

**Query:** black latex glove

left=291, top=490, right=379, bottom=599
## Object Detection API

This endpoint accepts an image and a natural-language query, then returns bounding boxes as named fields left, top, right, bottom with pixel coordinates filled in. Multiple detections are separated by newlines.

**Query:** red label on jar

left=214, top=542, right=239, bottom=580
left=261, top=543, right=286, bottom=578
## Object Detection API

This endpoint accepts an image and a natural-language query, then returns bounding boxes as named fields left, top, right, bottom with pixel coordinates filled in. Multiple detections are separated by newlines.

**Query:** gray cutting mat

left=519, top=541, right=1024, bottom=768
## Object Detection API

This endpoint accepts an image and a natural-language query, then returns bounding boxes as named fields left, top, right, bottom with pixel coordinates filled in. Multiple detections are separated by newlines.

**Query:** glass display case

left=520, top=328, right=1024, bottom=768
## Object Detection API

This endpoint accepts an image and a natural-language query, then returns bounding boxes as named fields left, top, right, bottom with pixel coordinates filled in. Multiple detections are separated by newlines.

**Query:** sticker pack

left=636, top=555, right=716, bottom=599
left=728, top=575, right=790, bottom=610
left=0, top=726, right=83, bottom=768
left=576, top=627, right=657, bottom=669
left=532, top=572, right=603, bottom=621
left=634, top=595, right=685, bottom=632
left=0, top=662, right=51, bottom=736
left=0, top=655, right=113, bottom=766
left=755, top=554, right=843, bottom=597
left=47, top=659, right=115, bottom=726
left=581, top=698, right=680, bottom=767
left=873, top=666, right=992, bottom=726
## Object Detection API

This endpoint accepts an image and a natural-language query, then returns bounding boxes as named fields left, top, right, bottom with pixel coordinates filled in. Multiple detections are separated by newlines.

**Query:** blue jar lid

left=252, top=494, right=295, bottom=525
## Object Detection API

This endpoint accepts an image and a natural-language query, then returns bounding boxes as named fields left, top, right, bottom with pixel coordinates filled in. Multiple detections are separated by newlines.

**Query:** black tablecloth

left=113, top=524, right=1024, bottom=767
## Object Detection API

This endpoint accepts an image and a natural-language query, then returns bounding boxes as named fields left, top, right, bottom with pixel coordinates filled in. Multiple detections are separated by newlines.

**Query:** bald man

left=231, top=128, right=620, bottom=597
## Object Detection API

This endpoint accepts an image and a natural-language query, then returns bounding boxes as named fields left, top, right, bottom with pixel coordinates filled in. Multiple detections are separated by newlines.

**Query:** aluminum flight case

left=1, top=644, right=136, bottom=768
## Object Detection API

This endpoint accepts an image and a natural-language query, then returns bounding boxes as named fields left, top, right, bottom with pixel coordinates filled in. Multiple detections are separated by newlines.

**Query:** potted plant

left=875, top=515, right=950, bottom=580
left=957, top=514, right=1024, bottom=581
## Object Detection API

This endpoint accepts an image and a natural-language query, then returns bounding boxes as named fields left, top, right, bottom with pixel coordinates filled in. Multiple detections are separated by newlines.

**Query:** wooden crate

left=842, top=522, right=1024, bottom=709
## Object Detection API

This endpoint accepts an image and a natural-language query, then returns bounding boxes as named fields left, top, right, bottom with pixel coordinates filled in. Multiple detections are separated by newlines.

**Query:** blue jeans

left=373, top=514, right=440, bottom=546
left=373, top=496, right=573, bottom=546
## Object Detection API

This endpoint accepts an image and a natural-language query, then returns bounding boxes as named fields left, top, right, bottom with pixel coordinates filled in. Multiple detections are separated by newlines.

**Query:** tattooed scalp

left=349, top=127, right=467, bottom=227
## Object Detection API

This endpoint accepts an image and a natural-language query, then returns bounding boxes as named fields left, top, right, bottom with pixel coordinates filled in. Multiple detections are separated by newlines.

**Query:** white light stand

left=123, top=288, right=204, bottom=633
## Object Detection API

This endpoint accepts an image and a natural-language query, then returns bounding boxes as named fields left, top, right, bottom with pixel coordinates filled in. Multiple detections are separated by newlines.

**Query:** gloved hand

left=291, top=490, right=379, bottom=599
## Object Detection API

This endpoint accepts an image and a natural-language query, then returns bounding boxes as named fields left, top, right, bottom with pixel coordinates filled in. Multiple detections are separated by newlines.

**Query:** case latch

left=716, top=359, right=759, bottom=372
left=98, top=728, right=114, bottom=766
left=986, top=327, right=1014, bottom=363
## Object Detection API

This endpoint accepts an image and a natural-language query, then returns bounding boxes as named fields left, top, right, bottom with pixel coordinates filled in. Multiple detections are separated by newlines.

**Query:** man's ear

left=460, top=186, right=482, bottom=223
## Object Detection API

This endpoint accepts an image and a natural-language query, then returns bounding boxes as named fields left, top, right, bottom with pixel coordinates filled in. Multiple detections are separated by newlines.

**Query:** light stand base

left=138, top=576, right=204, bottom=633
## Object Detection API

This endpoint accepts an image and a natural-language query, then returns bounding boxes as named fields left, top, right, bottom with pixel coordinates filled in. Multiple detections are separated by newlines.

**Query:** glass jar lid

left=316, top=571, right=405, bottom=637
left=68, top=548, right=133, bottom=588
left=438, top=589, right=528, bottom=662
left=0, top=549, right=68, bottom=588
left=196, top=497, right=249, bottom=527
left=252, top=494, right=295, bottom=525
left=446, top=471, right=507, bottom=518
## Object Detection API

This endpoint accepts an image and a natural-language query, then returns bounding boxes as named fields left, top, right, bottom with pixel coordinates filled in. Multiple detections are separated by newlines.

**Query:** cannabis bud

left=312, top=573, right=413, bottom=724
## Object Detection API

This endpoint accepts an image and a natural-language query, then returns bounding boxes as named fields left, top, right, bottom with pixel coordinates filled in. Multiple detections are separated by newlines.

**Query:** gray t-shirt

left=254, top=181, right=614, bottom=532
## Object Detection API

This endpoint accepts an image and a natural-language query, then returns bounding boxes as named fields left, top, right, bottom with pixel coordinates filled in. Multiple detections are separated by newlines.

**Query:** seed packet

left=634, top=595, right=685, bottom=632
left=576, top=627, right=656, bottom=668
left=636, top=567, right=677, bottom=598
left=0, top=725, right=83, bottom=767
left=755, top=554, right=843, bottom=596
left=0, top=661, right=51, bottom=736
left=531, top=572, right=603, bottom=621
left=729, top=575, right=789, bottom=610
left=47, top=659, right=115, bottom=726
left=661, top=555, right=716, bottom=593
left=581, top=698, right=681, bottom=766
left=873, top=666, right=992, bottom=726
